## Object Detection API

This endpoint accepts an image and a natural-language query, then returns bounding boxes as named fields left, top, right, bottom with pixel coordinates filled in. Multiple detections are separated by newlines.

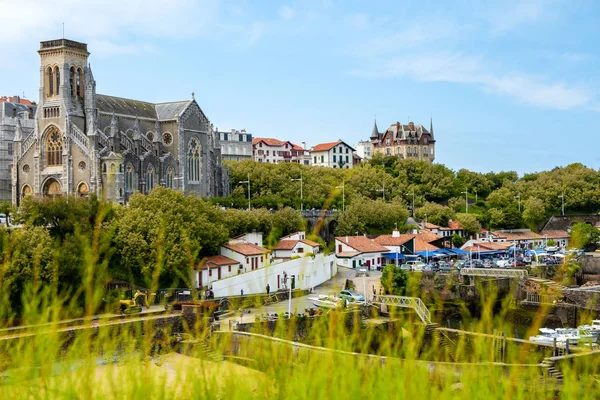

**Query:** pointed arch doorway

left=43, top=178, right=62, bottom=198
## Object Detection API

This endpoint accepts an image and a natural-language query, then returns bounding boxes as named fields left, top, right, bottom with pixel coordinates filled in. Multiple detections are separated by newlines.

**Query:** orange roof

left=312, top=141, right=342, bottom=152
left=375, top=231, right=442, bottom=252
left=0, top=96, right=34, bottom=105
left=423, top=222, right=440, bottom=229
left=223, top=243, right=269, bottom=256
left=253, top=137, right=290, bottom=147
left=301, top=239, right=320, bottom=247
left=196, top=255, right=239, bottom=270
left=291, top=143, right=305, bottom=151
left=274, top=238, right=320, bottom=250
left=493, top=230, right=541, bottom=241
left=540, top=230, right=571, bottom=239
left=335, top=236, right=389, bottom=253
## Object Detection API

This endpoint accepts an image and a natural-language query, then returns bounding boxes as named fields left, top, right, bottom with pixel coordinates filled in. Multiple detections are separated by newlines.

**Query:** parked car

left=438, top=262, right=452, bottom=272
left=339, top=290, right=366, bottom=304
left=406, top=261, right=426, bottom=272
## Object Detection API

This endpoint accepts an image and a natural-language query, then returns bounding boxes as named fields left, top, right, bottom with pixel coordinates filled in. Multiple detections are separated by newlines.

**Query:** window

left=209, top=269, right=212, bottom=277
left=346, top=148, right=349, bottom=154
left=70, top=67, right=76, bottom=97
left=77, top=68, right=83, bottom=97
left=386, top=148, right=390, bottom=156
left=298, top=247, right=304, bottom=253
left=7, top=143, right=13, bottom=155
left=414, top=146, right=417, bottom=156
left=333, top=155, right=336, bottom=162
left=187, top=138, right=201, bottom=182
left=55, top=67, right=60, bottom=96
left=46, top=127, right=62, bottom=166
left=314, top=156, right=317, bottom=163
left=28, top=107, right=33, bottom=119
left=424, top=138, right=428, bottom=144
left=321, top=155, right=324, bottom=163
left=228, top=265, right=231, bottom=272
left=146, top=164, right=155, bottom=192
left=48, top=67, right=54, bottom=96
left=333, top=147, right=336, bottom=153
left=423, top=147, right=427, bottom=155
left=125, top=164, right=134, bottom=192
left=166, top=166, right=175, bottom=189
left=386, top=139, right=390, bottom=146
left=346, top=156, right=349, bottom=163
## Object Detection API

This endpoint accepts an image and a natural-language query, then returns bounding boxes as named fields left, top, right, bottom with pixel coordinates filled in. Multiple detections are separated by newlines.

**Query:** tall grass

left=0, top=205, right=598, bottom=398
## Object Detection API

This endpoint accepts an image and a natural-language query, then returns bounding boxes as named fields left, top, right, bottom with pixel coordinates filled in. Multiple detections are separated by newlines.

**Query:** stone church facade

left=12, top=38, right=229, bottom=205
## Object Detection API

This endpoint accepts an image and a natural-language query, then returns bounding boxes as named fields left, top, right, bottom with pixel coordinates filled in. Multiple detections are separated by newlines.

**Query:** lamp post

left=424, top=213, right=428, bottom=228
left=475, top=190, right=478, bottom=204
left=515, top=193, right=521, bottom=212
left=239, top=173, right=251, bottom=210
left=377, top=183, right=385, bottom=201
left=336, top=180, right=345, bottom=212
left=558, top=193, right=565, bottom=216
left=286, top=274, right=293, bottom=316
left=461, top=189, right=468, bottom=214
left=407, top=190, right=415, bottom=217
left=291, top=172, right=303, bottom=211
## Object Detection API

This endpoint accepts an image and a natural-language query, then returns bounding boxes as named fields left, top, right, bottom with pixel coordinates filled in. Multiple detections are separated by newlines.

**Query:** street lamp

left=424, top=213, right=428, bottom=228
left=407, top=190, right=415, bottom=217
left=239, top=173, right=251, bottom=210
left=291, top=172, right=303, bottom=211
left=377, top=182, right=385, bottom=201
left=475, top=190, right=478, bottom=204
left=461, top=189, right=468, bottom=214
left=514, top=193, right=521, bottom=212
left=336, top=180, right=345, bottom=212
left=558, top=193, right=565, bottom=216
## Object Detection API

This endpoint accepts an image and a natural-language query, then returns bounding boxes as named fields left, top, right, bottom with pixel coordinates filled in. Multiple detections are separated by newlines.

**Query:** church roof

left=97, top=94, right=157, bottom=119
left=155, top=101, right=191, bottom=120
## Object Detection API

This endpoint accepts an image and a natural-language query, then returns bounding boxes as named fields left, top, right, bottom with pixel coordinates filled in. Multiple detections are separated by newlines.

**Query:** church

left=11, top=38, right=229, bottom=205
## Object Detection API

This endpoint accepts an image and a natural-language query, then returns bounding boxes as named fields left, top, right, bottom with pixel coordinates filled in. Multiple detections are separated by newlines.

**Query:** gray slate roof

left=97, top=94, right=157, bottom=119
left=155, top=101, right=190, bottom=120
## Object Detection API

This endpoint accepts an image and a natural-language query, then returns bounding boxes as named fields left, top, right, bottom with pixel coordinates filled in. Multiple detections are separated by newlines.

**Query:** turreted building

left=370, top=119, right=436, bottom=162
left=12, top=38, right=228, bottom=205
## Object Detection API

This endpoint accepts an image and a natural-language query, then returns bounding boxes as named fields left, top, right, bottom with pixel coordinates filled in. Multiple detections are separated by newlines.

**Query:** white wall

left=212, top=254, right=337, bottom=297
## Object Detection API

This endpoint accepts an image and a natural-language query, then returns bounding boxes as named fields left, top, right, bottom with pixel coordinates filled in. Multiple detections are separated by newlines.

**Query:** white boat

left=530, top=327, right=597, bottom=346
left=529, top=328, right=558, bottom=344
left=309, top=294, right=344, bottom=309
left=578, top=320, right=600, bottom=334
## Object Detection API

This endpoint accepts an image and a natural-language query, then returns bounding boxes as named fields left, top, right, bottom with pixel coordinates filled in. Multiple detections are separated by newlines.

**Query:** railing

left=97, top=129, right=109, bottom=148
left=525, top=292, right=556, bottom=305
left=40, top=39, right=87, bottom=51
left=372, top=295, right=431, bottom=324
left=70, top=124, right=89, bottom=155
left=460, top=268, right=528, bottom=278
left=121, top=134, right=134, bottom=152
left=21, top=131, right=36, bottom=158
left=140, top=134, right=152, bottom=152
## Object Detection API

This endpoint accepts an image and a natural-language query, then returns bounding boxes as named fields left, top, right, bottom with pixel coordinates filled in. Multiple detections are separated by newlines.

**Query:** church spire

left=429, top=117, right=434, bottom=139
left=370, top=118, right=379, bottom=139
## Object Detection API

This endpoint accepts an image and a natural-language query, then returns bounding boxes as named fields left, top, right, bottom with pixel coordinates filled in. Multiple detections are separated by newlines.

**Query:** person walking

left=241, top=288, right=244, bottom=296
left=266, top=283, right=270, bottom=295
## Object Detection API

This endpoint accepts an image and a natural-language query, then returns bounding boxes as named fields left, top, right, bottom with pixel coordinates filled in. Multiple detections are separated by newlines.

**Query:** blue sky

left=2, top=0, right=599, bottom=174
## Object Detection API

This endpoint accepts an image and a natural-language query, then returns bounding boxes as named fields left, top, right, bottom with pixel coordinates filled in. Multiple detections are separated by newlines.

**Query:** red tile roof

left=274, top=239, right=321, bottom=250
left=312, top=141, right=342, bottom=152
left=253, top=137, right=290, bottom=147
left=196, top=255, right=239, bottom=270
left=492, top=230, right=541, bottom=241
left=0, top=96, right=34, bottom=105
left=375, top=231, right=442, bottom=252
left=335, top=236, right=389, bottom=253
left=540, top=230, right=571, bottom=239
left=223, top=243, right=269, bottom=256
left=424, top=222, right=440, bottom=229
left=291, top=143, right=305, bottom=151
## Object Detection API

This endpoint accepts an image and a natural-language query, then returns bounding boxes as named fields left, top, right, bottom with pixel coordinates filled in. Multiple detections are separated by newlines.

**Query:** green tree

left=570, top=222, right=600, bottom=250
left=380, top=264, right=408, bottom=295
left=414, top=202, right=455, bottom=226
left=334, top=198, right=409, bottom=236
left=455, top=213, right=481, bottom=235
left=110, top=187, right=229, bottom=287
left=0, top=201, right=13, bottom=227
left=452, top=234, right=465, bottom=248
left=522, top=197, right=546, bottom=227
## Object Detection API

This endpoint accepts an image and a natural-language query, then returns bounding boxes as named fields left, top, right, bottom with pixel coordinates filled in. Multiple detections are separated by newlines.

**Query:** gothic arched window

left=76, top=68, right=82, bottom=98
left=70, top=67, right=76, bottom=97
left=166, top=166, right=175, bottom=189
left=187, top=138, right=201, bottom=182
left=125, top=164, right=134, bottom=192
left=46, top=127, right=63, bottom=166
left=146, top=164, right=155, bottom=193
left=48, top=67, right=54, bottom=96
left=54, top=66, right=60, bottom=96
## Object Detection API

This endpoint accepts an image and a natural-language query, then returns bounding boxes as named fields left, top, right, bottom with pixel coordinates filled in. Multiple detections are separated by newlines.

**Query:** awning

left=508, top=247, right=522, bottom=252
left=448, top=248, right=469, bottom=255
left=383, top=253, right=406, bottom=260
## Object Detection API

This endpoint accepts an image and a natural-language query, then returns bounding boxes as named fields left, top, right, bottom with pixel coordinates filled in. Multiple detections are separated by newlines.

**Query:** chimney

left=346, top=236, right=348, bottom=243
left=392, top=229, right=400, bottom=238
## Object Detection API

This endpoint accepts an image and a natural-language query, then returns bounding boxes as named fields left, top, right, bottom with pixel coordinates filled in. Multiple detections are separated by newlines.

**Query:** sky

left=1, top=0, right=599, bottom=174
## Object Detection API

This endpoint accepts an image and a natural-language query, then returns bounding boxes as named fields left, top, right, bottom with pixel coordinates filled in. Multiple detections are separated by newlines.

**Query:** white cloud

left=0, top=0, right=220, bottom=55
left=483, top=0, right=559, bottom=33
left=278, top=5, right=296, bottom=20
left=350, top=52, right=591, bottom=110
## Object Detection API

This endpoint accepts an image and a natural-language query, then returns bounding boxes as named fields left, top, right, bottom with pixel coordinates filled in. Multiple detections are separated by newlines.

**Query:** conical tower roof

left=370, top=119, right=379, bottom=138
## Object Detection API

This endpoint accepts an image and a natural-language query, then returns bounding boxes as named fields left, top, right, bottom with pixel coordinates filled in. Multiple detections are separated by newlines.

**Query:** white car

left=406, top=261, right=425, bottom=272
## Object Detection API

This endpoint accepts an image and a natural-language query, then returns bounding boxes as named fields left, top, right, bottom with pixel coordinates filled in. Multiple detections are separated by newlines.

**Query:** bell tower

left=38, top=39, right=90, bottom=122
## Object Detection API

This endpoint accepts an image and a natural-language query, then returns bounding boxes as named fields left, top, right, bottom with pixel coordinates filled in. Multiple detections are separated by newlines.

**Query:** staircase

left=426, top=323, right=457, bottom=362
left=177, top=339, right=224, bottom=363
left=543, top=358, right=564, bottom=384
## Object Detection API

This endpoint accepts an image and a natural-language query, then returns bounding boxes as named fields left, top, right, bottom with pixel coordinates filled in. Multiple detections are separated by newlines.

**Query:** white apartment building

left=252, top=137, right=306, bottom=164
left=355, top=140, right=372, bottom=161
left=215, top=128, right=252, bottom=162
left=310, top=140, right=355, bottom=168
